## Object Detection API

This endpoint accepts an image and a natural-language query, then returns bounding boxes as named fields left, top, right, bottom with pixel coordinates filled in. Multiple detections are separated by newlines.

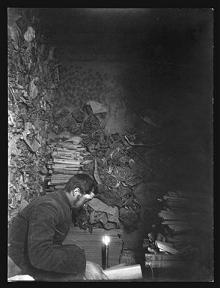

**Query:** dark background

left=39, top=8, right=213, bottom=195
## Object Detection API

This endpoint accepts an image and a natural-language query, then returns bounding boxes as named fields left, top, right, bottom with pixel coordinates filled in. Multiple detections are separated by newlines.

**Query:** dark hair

left=64, top=174, right=97, bottom=195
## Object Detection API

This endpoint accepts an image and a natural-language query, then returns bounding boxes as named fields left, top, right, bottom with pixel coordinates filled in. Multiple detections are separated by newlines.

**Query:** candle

left=102, top=235, right=110, bottom=269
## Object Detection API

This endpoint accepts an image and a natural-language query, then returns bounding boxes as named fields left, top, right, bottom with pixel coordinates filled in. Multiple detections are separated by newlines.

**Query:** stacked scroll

left=158, top=191, right=212, bottom=254
left=159, top=191, right=211, bottom=232
left=159, top=191, right=191, bottom=233
left=46, top=137, right=93, bottom=190
left=144, top=190, right=212, bottom=272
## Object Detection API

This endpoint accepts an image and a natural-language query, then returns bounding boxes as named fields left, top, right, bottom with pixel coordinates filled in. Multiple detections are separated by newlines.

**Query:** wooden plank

left=145, top=260, right=184, bottom=269
left=145, top=253, right=185, bottom=268
left=53, top=168, right=81, bottom=174
left=52, top=151, right=80, bottom=157
left=54, top=185, right=65, bottom=189
left=167, top=191, right=213, bottom=201
left=56, top=143, right=85, bottom=151
left=52, top=164, right=82, bottom=168
left=51, top=174, right=75, bottom=178
left=53, top=158, right=81, bottom=164
left=155, top=241, right=179, bottom=255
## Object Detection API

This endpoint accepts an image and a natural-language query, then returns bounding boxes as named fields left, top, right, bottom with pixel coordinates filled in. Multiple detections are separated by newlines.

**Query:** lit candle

left=102, top=235, right=110, bottom=269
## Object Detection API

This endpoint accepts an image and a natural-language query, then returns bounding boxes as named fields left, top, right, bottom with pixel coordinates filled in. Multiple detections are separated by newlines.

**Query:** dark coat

left=8, top=190, right=86, bottom=280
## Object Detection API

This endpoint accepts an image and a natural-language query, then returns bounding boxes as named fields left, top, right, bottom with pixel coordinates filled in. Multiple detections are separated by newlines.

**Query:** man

left=8, top=173, right=107, bottom=281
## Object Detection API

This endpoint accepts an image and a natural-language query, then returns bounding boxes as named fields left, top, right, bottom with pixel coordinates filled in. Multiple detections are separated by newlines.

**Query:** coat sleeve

left=28, top=202, right=86, bottom=275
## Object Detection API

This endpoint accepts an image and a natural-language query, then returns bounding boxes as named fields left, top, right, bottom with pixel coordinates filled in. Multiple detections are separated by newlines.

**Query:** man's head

left=64, top=174, right=97, bottom=209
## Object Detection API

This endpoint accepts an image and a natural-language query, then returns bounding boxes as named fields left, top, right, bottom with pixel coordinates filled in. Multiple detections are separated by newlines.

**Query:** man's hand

left=84, top=261, right=108, bottom=280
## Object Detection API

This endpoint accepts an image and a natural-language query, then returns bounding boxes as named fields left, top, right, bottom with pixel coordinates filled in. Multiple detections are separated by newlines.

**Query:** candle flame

left=102, top=235, right=110, bottom=245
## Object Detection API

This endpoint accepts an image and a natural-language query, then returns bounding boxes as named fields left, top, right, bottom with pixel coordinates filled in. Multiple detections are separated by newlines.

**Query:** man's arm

left=28, top=203, right=86, bottom=275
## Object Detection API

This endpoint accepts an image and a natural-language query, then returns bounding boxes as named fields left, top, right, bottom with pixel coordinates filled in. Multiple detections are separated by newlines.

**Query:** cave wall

left=53, top=57, right=135, bottom=136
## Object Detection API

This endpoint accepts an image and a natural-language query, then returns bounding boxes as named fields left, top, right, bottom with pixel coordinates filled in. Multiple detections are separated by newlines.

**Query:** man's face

left=71, top=188, right=95, bottom=209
